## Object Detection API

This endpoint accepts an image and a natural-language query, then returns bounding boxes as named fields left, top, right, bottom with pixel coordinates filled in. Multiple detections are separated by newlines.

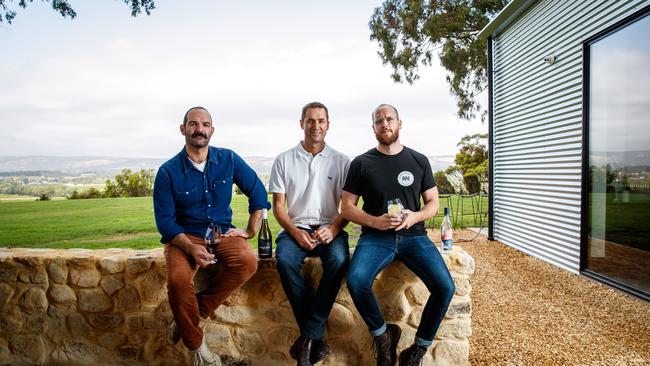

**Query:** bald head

left=372, top=104, right=399, bottom=122
left=183, top=106, right=211, bottom=126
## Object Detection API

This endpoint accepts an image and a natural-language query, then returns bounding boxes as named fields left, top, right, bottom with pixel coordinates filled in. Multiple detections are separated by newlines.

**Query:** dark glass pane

left=587, top=14, right=650, bottom=294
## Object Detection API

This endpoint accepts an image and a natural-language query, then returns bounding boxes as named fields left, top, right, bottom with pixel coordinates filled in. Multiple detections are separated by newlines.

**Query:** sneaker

left=372, top=324, right=402, bottom=366
left=167, top=319, right=181, bottom=345
left=191, top=337, right=222, bottom=366
left=310, top=338, right=331, bottom=364
left=398, top=345, right=427, bottom=366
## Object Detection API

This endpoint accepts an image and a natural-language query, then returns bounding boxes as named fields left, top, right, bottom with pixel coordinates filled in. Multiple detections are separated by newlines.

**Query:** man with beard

left=269, top=102, right=350, bottom=365
left=341, top=104, right=455, bottom=366
left=153, top=106, right=270, bottom=366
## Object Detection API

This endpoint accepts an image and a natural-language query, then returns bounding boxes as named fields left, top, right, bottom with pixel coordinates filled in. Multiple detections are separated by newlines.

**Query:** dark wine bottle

left=258, top=209, right=272, bottom=259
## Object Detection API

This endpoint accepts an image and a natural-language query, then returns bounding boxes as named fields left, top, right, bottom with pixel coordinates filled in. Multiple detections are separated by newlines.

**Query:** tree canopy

left=446, top=133, right=488, bottom=193
left=369, top=0, right=507, bottom=121
left=0, top=0, right=155, bottom=24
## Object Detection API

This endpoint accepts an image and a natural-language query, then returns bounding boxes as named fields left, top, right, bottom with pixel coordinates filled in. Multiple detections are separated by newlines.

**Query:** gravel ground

left=449, top=230, right=650, bottom=366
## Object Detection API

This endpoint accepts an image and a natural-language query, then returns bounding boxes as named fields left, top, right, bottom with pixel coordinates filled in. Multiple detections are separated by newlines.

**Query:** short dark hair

left=183, top=106, right=211, bottom=125
left=372, top=104, right=399, bottom=121
left=301, top=101, right=329, bottom=121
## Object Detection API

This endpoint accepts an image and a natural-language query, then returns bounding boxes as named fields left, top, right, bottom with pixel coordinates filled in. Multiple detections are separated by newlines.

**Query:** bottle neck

left=262, top=209, right=268, bottom=219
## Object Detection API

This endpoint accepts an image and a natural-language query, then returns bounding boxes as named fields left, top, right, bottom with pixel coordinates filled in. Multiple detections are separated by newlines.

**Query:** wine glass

left=387, top=198, right=404, bottom=220
left=204, top=223, right=221, bottom=265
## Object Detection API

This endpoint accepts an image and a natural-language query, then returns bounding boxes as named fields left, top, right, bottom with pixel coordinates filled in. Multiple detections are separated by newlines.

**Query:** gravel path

left=450, top=230, right=650, bottom=365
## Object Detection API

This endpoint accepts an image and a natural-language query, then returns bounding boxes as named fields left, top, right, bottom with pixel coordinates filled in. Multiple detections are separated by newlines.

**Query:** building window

left=586, top=10, right=650, bottom=296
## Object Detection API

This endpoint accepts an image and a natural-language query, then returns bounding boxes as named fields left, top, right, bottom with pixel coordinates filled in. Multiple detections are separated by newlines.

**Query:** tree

left=369, top=0, right=507, bottom=121
left=103, top=169, right=153, bottom=198
left=434, top=170, right=456, bottom=194
left=446, top=133, right=488, bottom=193
left=0, top=0, right=155, bottom=24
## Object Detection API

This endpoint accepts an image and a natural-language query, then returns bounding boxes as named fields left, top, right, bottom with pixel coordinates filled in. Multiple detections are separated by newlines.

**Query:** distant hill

left=0, top=154, right=455, bottom=176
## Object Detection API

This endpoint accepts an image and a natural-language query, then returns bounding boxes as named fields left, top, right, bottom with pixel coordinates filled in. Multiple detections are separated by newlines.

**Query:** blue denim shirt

left=153, top=146, right=271, bottom=244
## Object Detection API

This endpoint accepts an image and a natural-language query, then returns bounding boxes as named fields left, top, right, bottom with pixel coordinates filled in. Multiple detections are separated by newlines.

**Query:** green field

left=0, top=194, right=488, bottom=249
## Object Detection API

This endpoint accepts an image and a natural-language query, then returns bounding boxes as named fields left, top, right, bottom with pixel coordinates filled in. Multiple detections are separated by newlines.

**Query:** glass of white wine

left=387, top=198, right=404, bottom=220
left=204, top=223, right=221, bottom=265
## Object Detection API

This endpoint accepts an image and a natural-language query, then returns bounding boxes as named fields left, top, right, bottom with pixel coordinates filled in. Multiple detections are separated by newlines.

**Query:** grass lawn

left=0, top=194, right=489, bottom=249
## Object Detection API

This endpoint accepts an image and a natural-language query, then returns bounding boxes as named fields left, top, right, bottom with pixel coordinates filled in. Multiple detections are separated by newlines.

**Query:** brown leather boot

left=398, top=344, right=427, bottom=366
left=372, top=324, right=402, bottom=366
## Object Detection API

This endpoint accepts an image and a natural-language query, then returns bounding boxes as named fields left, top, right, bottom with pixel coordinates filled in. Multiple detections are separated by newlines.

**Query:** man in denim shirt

left=154, top=106, right=270, bottom=366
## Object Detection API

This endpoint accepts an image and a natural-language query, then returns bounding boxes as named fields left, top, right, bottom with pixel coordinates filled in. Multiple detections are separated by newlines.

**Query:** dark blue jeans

left=347, top=232, right=455, bottom=346
left=275, top=229, right=350, bottom=340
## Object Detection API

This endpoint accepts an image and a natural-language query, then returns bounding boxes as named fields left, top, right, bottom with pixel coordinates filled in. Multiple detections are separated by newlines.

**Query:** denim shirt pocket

left=210, top=175, right=232, bottom=200
left=174, top=186, right=202, bottom=208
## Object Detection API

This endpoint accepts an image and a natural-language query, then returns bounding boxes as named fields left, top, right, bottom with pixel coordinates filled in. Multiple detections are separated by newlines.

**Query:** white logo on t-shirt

left=397, top=171, right=414, bottom=186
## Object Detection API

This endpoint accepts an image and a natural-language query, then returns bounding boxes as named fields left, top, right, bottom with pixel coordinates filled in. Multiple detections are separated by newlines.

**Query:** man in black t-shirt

left=342, top=104, right=455, bottom=366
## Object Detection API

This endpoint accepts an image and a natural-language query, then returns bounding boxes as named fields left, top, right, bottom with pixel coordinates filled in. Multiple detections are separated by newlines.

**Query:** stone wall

left=0, top=246, right=474, bottom=366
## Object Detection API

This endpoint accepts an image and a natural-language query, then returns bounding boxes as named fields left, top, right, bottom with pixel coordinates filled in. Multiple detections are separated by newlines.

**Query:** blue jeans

left=275, top=229, right=350, bottom=340
left=347, top=233, right=455, bottom=346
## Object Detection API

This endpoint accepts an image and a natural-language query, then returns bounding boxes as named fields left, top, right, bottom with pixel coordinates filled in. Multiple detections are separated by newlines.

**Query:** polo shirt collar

left=296, top=142, right=330, bottom=158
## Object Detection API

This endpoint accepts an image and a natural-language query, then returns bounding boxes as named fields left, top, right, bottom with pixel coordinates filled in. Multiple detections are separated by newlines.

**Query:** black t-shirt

left=343, top=146, right=436, bottom=236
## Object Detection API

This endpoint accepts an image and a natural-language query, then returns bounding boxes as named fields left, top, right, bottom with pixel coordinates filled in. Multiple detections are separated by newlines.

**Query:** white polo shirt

left=269, top=142, right=350, bottom=229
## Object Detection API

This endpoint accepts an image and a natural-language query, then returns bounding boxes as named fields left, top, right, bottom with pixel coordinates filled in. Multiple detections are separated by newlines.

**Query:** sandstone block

left=49, top=284, right=77, bottom=305
left=436, top=318, right=472, bottom=338
left=378, top=290, right=410, bottom=322
left=432, top=339, right=470, bottom=366
left=98, top=332, right=127, bottom=350
left=408, top=306, right=423, bottom=328
left=135, top=268, right=166, bottom=304
left=78, top=288, right=113, bottom=312
left=0, top=262, right=18, bottom=282
left=21, top=287, right=48, bottom=312
left=100, top=275, right=124, bottom=296
left=24, top=311, right=47, bottom=333
left=9, top=335, right=46, bottom=365
left=126, top=256, right=152, bottom=276
left=327, top=302, right=356, bottom=335
left=15, top=257, right=48, bottom=284
left=70, top=265, right=101, bottom=288
left=405, top=281, right=429, bottom=306
left=114, top=285, right=140, bottom=312
left=86, top=313, right=124, bottom=329
left=447, top=251, right=475, bottom=275
left=262, top=305, right=294, bottom=324
left=265, top=325, right=299, bottom=353
left=100, top=256, right=125, bottom=274
left=51, top=341, right=99, bottom=365
left=233, top=328, right=266, bottom=355
left=48, top=257, right=69, bottom=284
left=46, top=305, right=70, bottom=342
left=0, top=337, right=9, bottom=365
left=453, top=275, right=472, bottom=296
left=1, top=306, right=23, bottom=333
left=214, top=305, right=254, bottom=325
left=0, top=283, right=15, bottom=309
left=446, top=296, right=471, bottom=318
left=67, top=313, right=93, bottom=337
left=118, top=343, right=143, bottom=361
left=126, top=314, right=143, bottom=329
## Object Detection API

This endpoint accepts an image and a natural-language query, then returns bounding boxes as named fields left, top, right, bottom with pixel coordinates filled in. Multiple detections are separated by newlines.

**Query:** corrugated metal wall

left=491, top=0, right=649, bottom=273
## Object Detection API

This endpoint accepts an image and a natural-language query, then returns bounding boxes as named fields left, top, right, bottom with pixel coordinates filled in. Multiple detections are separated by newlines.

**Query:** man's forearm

left=330, top=214, right=349, bottom=235
left=246, top=209, right=264, bottom=239
left=342, top=203, right=378, bottom=228
left=169, top=232, right=196, bottom=256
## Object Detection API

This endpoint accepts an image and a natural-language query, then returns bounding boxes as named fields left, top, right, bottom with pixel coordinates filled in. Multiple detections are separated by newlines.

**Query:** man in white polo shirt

left=269, top=101, right=350, bottom=366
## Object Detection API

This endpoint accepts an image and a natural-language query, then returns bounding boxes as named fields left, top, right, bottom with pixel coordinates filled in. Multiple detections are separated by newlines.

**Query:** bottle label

left=441, top=229, right=452, bottom=240
left=442, top=239, right=453, bottom=250
left=258, top=239, right=272, bottom=258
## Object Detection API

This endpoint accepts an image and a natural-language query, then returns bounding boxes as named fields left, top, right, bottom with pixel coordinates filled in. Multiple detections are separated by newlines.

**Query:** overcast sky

left=0, top=0, right=487, bottom=159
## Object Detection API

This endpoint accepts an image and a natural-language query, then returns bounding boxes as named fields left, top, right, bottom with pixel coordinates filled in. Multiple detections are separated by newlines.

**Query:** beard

left=375, top=128, right=399, bottom=146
